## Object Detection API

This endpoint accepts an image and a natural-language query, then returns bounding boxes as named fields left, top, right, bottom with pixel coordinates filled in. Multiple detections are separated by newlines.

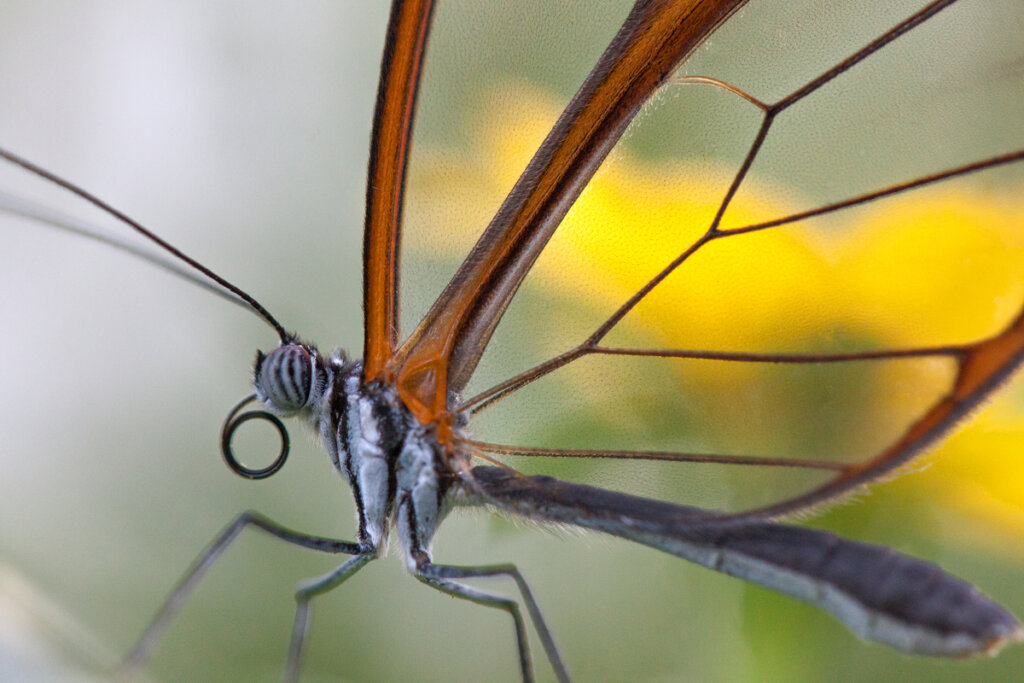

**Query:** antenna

left=0, top=146, right=290, bottom=341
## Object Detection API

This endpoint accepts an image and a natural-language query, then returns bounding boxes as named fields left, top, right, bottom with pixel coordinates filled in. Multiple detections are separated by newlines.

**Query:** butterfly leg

left=118, top=509, right=363, bottom=678
left=284, top=552, right=376, bottom=683
left=414, top=561, right=571, bottom=683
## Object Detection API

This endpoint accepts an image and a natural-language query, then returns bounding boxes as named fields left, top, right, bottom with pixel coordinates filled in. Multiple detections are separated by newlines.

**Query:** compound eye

left=255, top=344, right=314, bottom=414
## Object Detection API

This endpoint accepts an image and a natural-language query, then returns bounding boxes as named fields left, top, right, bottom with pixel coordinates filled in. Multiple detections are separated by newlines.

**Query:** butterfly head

left=254, top=341, right=326, bottom=417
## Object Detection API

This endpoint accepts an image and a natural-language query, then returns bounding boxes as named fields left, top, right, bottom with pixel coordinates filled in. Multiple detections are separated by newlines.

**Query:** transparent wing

left=419, top=0, right=1024, bottom=519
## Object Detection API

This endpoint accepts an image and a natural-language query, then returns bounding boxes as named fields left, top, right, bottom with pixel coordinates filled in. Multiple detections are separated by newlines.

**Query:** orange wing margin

left=391, top=0, right=747, bottom=424
left=362, top=0, right=436, bottom=381
left=708, top=307, right=1024, bottom=525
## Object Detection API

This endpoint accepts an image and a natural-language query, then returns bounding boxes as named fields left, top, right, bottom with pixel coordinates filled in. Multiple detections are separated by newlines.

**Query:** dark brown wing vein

left=455, top=438, right=847, bottom=471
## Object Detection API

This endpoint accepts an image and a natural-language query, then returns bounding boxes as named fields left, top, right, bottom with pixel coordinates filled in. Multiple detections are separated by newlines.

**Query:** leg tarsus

left=416, top=561, right=571, bottom=683
left=283, top=552, right=375, bottom=683
left=416, top=572, right=533, bottom=683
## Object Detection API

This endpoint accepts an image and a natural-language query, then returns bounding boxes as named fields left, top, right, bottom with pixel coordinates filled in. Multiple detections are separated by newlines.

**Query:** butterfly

left=1, top=1, right=1022, bottom=681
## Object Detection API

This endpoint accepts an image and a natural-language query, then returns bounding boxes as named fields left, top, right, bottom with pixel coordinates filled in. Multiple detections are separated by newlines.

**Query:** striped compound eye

left=255, top=344, right=316, bottom=414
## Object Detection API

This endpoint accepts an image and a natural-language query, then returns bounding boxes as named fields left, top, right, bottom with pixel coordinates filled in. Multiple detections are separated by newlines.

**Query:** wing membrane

left=439, top=0, right=1024, bottom=515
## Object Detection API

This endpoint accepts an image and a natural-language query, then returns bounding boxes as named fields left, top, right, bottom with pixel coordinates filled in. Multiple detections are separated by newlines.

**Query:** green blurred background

left=0, top=1, right=1022, bottom=681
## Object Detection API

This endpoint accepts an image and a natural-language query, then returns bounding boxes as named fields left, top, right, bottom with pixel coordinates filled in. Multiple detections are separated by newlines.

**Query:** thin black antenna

left=0, top=190, right=250, bottom=311
left=0, top=146, right=290, bottom=341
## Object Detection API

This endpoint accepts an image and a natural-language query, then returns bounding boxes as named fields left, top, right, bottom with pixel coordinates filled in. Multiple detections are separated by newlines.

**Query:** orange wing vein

left=362, top=0, right=436, bottom=381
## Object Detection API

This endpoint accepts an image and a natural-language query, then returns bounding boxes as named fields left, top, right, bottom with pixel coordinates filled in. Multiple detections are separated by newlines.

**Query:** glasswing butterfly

left=0, top=1, right=1022, bottom=681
